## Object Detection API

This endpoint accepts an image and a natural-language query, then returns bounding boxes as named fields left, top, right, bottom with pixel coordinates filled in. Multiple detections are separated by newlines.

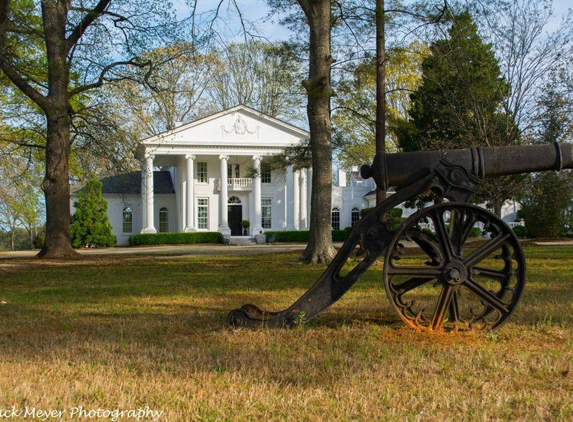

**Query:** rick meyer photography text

left=0, top=406, right=163, bottom=421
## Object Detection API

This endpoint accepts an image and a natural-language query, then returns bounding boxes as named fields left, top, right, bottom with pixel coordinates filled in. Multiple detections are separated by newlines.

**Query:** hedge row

left=129, top=232, right=223, bottom=246
left=265, top=229, right=350, bottom=243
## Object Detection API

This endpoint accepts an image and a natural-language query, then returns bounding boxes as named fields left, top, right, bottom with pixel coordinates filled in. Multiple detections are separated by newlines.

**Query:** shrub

left=470, top=227, right=482, bottom=237
left=263, top=230, right=350, bottom=243
left=70, top=175, right=116, bottom=248
left=512, top=225, right=528, bottom=239
left=129, top=232, right=223, bottom=246
left=360, top=207, right=405, bottom=231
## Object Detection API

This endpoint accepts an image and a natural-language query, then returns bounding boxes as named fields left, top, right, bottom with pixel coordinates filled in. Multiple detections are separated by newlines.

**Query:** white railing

left=229, top=178, right=252, bottom=188
left=507, top=221, right=525, bottom=228
left=215, top=178, right=253, bottom=191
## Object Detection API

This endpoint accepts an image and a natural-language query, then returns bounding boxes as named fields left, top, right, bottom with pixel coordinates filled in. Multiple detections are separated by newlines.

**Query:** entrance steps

left=230, top=236, right=255, bottom=246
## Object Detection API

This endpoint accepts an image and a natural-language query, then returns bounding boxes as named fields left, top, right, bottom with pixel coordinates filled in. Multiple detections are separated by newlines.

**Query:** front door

left=228, top=205, right=243, bottom=236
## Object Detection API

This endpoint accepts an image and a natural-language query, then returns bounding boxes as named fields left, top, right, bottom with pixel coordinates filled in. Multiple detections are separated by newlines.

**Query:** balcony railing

left=215, top=178, right=253, bottom=191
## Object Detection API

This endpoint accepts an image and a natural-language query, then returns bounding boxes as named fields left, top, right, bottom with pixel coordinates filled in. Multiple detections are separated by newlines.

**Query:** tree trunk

left=35, top=1, right=78, bottom=259
left=298, top=0, right=337, bottom=264
left=36, top=111, right=78, bottom=258
left=375, top=0, right=387, bottom=206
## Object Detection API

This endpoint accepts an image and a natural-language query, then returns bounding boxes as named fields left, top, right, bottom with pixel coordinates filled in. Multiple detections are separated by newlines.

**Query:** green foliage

left=397, top=12, right=517, bottom=152
left=470, top=227, right=483, bottom=238
left=517, top=87, right=573, bottom=238
left=333, top=41, right=429, bottom=168
left=129, top=232, right=223, bottom=246
left=518, top=171, right=573, bottom=238
left=70, top=176, right=116, bottom=248
left=263, top=230, right=350, bottom=243
left=394, top=11, right=522, bottom=216
left=512, top=225, right=528, bottom=239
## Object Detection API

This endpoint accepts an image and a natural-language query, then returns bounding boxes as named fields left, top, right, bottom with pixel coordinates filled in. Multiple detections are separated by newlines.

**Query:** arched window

left=159, top=207, right=169, bottom=232
left=228, top=196, right=241, bottom=204
left=351, top=207, right=361, bottom=225
left=331, top=207, right=341, bottom=230
left=122, top=207, right=133, bottom=234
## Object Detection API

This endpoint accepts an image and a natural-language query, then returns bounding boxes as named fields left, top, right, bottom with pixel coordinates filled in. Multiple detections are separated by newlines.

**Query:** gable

left=141, top=105, right=309, bottom=150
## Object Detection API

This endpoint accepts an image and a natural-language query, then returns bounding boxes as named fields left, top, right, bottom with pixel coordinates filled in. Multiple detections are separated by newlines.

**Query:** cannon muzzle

left=361, top=143, right=573, bottom=190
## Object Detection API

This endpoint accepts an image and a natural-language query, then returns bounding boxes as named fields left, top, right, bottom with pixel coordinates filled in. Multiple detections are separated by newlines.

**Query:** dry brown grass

left=0, top=246, right=572, bottom=421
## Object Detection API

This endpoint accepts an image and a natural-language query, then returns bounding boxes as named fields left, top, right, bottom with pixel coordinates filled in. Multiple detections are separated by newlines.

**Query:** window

left=351, top=207, right=361, bottom=225
left=331, top=207, right=341, bottom=230
left=122, top=207, right=133, bottom=234
left=197, top=162, right=207, bottom=183
left=197, top=198, right=208, bottom=229
left=227, top=164, right=240, bottom=179
left=262, top=198, right=272, bottom=229
left=261, top=162, right=271, bottom=183
left=159, top=207, right=169, bottom=232
left=228, top=196, right=241, bottom=204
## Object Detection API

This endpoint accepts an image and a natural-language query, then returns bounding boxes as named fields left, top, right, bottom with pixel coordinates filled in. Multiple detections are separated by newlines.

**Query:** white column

left=285, top=165, right=295, bottom=230
left=184, top=154, right=196, bottom=232
left=293, top=169, right=300, bottom=230
left=300, top=168, right=308, bottom=230
left=141, top=154, right=156, bottom=233
left=252, top=155, right=262, bottom=234
left=307, top=168, right=313, bottom=228
left=218, top=155, right=231, bottom=235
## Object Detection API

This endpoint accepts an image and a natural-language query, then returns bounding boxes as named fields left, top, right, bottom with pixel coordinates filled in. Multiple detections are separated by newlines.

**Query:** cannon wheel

left=383, top=202, right=526, bottom=332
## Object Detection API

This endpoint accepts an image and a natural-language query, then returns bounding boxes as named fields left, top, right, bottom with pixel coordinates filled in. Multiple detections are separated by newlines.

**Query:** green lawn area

left=0, top=246, right=572, bottom=421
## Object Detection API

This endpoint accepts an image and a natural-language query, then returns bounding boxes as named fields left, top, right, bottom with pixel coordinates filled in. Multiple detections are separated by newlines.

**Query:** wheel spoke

left=431, top=284, right=455, bottom=330
left=464, top=233, right=511, bottom=267
left=448, top=290, right=461, bottom=324
left=392, top=277, right=434, bottom=294
left=453, top=210, right=477, bottom=253
left=432, top=209, right=455, bottom=260
left=387, top=266, right=442, bottom=277
left=410, top=233, right=442, bottom=263
left=472, top=266, right=509, bottom=281
left=462, top=278, right=510, bottom=316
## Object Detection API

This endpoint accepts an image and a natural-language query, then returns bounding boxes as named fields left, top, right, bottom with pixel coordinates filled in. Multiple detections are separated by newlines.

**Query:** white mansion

left=72, top=105, right=521, bottom=246
left=82, top=105, right=377, bottom=246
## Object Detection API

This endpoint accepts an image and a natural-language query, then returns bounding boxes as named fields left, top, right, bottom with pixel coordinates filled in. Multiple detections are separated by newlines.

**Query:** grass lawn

left=0, top=246, right=572, bottom=421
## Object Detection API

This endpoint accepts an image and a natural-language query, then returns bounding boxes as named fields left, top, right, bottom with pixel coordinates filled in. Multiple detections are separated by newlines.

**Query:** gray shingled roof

left=98, top=171, right=175, bottom=194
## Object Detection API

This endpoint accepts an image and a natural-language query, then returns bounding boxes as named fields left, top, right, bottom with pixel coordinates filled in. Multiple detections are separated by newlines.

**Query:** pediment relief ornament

left=221, top=115, right=260, bottom=138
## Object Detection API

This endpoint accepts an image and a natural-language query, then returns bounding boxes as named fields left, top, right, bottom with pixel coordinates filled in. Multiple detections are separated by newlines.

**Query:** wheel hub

left=443, top=261, right=467, bottom=285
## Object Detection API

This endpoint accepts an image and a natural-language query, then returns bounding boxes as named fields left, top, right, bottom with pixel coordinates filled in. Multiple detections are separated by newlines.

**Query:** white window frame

left=122, top=207, right=133, bottom=234
left=262, top=198, right=272, bottom=229
left=197, top=162, right=208, bottom=184
left=197, top=198, right=209, bottom=230
left=331, top=206, right=341, bottom=231
left=351, top=207, right=361, bottom=225
left=261, top=162, right=272, bottom=183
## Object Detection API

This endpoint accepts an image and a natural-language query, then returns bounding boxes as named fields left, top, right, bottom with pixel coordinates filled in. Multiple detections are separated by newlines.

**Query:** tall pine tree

left=396, top=12, right=520, bottom=215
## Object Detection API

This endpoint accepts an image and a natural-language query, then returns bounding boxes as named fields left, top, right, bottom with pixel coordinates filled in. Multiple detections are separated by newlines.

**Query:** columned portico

left=184, top=154, right=196, bottom=232
left=218, top=155, right=231, bottom=235
left=252, top=155, right=262, bottom=234
left=141, top=154, right=157, bottom=233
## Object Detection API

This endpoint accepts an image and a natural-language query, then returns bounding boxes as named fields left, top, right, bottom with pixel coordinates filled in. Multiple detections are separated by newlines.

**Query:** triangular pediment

left=141, top=105, right=309, bottom=149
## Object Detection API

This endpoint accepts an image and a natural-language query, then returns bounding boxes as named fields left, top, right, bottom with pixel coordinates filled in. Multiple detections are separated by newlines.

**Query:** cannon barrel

left=361, top=143, right=573, bottom=190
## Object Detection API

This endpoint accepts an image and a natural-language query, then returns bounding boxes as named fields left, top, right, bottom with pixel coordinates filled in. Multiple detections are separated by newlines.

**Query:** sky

left=173, top=0, right=572, bottom=43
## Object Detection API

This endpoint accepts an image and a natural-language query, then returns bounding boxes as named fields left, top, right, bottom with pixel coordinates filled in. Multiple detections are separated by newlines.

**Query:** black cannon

left=228, top=143, right=573, bottom=332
